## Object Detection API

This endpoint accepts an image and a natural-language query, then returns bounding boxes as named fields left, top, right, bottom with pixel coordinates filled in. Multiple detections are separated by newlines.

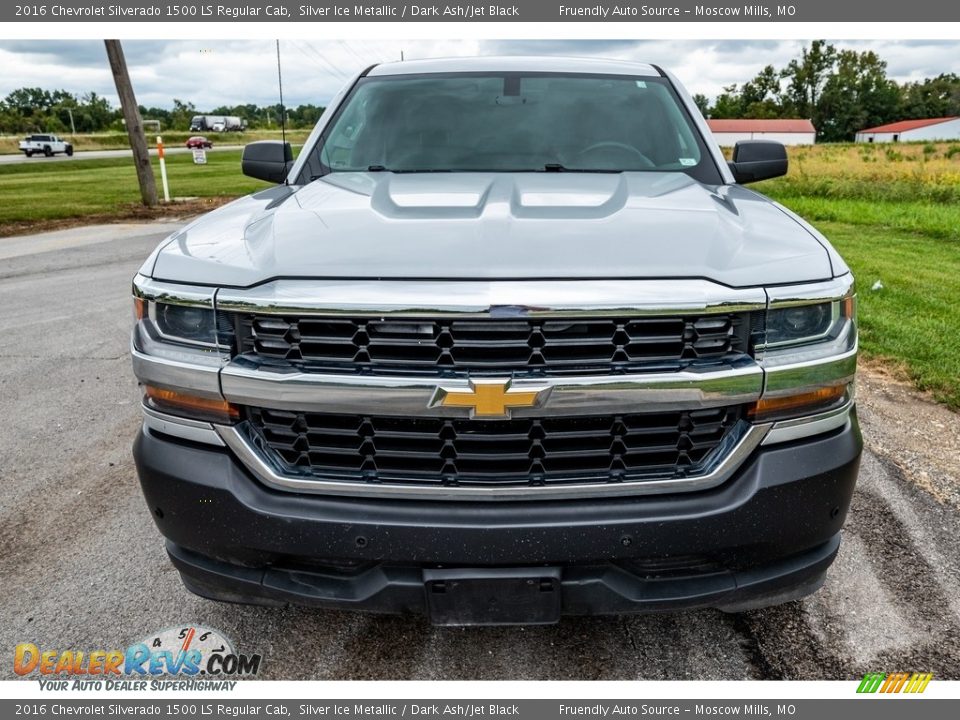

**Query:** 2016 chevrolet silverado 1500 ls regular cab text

left=131, top=57, right=861, bottom=625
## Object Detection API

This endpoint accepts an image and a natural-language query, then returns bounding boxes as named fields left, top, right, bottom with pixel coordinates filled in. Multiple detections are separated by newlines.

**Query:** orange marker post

left=156, top=135, right=170, bottom=202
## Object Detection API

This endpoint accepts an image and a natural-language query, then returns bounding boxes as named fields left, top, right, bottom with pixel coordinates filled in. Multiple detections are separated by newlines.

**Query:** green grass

left=762, top=194, right=960, bottom=242
left=796, top=219, right=960, bottom=410
left=760, top=182, right=960, bottom=409
left=1, top=150, right=958, bottom=410
left=0, top=151, right=270, bottom=225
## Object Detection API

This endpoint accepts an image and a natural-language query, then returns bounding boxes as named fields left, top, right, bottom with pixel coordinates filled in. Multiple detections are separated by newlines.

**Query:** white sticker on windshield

left=635, top=81, right=647, bottom=88
left=679, top=158, right=697, bottom=166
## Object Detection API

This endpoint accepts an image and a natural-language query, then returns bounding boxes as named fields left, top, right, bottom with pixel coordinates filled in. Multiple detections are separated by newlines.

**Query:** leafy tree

left=79, top=92, right=116, bottom=131
left=710, top=85, right=744, bottom=119
left=900, top=74, right=960, bottom=119
left=290, top=103, right=325, bottom=128
left=139, top=105, right=173, bottom=130
left=818, top=50, right=900, bottom=141
left=691, top=93, right=710, bottom=116
left=781, top=40, right=838, bottom=119
left=5, top=87, right=54, bottom=114
left=168, top=99, right=197, bottom=130
left=740, top=65, right=785, bottom=118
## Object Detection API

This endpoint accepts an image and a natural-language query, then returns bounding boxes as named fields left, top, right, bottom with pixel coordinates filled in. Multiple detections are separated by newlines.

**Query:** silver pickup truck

left=131, top=57, right=861, bottom=625
left=19, top=133, right=73, bottom=157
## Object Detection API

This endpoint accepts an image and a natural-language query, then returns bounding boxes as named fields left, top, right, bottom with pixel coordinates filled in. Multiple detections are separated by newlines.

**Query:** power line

left=355, top=40, right=391, bottom=64
left=289, top=41, right=349, bottom=85
left=301, top=41, right=351, bottom=81
left=337, top=40, right=368, bottom=66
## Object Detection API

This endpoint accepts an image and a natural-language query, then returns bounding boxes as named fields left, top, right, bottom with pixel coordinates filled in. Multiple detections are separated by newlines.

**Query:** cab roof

left=366, top=56, right=662, bottom=78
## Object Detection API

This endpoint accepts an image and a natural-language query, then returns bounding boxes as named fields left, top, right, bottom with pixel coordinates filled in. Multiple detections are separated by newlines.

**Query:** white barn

left=855, top=117, right=960, bottom=143
left=707, top=119, right=816, bottom=146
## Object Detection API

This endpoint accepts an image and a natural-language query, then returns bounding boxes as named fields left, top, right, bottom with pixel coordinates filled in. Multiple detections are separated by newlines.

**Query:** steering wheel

left=577, top=141, right=655, bottom=168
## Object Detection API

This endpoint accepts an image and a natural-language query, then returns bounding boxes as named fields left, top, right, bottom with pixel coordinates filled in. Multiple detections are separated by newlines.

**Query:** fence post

left=157, top=135, right=170, bottom=202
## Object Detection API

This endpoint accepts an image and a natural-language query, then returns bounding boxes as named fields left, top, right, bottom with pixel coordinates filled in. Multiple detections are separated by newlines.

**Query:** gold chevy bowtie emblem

left=431, top=380, right=551, bottom=418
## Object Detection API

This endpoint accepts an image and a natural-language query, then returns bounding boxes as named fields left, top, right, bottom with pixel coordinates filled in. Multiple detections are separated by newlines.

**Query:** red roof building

left=856, top=117, right=960, bottom=142
left=707, top=119, right=816, bottom=134
left=707, top=119, right=816, bottom=145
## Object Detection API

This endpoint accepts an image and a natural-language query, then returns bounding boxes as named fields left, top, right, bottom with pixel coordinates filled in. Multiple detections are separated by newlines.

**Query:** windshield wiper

left=364, top=164, right=622, bottom=174
left=542, top=163, right=621, bottom=173
left=367, top=166, right=456, bottom=173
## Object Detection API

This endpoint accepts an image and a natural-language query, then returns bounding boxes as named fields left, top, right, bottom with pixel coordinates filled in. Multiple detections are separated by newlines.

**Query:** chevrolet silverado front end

left=131, top=57, right=861, bottom=625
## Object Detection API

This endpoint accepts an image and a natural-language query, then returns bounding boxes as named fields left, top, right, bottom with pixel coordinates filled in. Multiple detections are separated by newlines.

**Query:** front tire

left=65, top=145, right=74, bottom=157
left=24, top=150, right=33, bottom=157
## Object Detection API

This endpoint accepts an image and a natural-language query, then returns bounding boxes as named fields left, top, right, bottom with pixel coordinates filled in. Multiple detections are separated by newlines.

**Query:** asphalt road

left=1, top=224, right=959, bottom=681
left=0, top=145, right=243, bottom=165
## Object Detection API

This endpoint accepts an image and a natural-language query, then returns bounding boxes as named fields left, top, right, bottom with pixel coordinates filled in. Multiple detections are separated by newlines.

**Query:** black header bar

left=5, top=1, right=959, bottom=23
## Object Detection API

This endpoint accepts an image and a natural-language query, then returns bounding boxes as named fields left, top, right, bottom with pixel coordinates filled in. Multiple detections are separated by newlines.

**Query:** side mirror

left=242, top=140, right=293, bottom=184
left=727, top=140, right=788, bottom=184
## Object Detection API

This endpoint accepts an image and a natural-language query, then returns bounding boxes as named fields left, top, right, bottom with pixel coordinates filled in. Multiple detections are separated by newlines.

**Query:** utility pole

left=104, top=39, right=157, bottom=207
left=63, top=107, right=76, bottom=135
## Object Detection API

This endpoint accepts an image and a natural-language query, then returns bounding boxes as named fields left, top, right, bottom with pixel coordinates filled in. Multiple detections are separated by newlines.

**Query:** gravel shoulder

left=856, top=361, right=960, bottom=510
left=0, top=224, right=957, bottom=681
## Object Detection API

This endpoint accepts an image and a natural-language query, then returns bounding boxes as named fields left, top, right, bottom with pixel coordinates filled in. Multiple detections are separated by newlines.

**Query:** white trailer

left=190, top=115, right=245, bottom=132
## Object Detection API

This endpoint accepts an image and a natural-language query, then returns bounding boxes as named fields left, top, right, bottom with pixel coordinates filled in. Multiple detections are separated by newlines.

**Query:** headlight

left=135, top=298, right=234, bottom=358
left=765, top=301, right=835, bottom=346
left=759, top=288, right=855, bottom=352
left=153, top=302, right=220, bottom=346
left=753, top=278, right=858, bottom=425
left=131, top=275, right=237, bottom=424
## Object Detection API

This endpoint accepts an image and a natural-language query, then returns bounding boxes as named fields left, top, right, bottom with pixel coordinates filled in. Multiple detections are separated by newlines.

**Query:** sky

left=1, top=39, right=959, bottom=110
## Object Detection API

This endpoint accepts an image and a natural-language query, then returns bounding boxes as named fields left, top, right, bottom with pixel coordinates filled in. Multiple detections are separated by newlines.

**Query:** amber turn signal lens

left=841, top=295, right=855, bottom=319
left=748, top=384, right=847, bottom=421
left=143, top=385, right=239, bottom=422
left=133, top=296, right=147, bottom=320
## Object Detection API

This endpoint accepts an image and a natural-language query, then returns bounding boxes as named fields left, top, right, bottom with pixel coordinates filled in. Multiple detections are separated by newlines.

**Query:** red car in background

left=185, top=136, right=213, bottom=149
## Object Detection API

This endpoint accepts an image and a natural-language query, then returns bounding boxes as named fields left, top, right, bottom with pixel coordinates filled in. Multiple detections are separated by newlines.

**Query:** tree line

left=0, top=89, right=325, bottom=135
left=691, top=40, right=960, bottom=142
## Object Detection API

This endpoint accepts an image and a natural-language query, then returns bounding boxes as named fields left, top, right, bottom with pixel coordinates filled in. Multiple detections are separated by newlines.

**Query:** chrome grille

left=235, top=314, right=750, bottom=375
left=245, top=406, right=743, bottom=486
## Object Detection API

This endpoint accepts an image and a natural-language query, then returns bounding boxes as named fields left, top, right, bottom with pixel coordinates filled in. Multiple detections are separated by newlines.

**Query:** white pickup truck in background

left=18, top=134, right=74, bottom=157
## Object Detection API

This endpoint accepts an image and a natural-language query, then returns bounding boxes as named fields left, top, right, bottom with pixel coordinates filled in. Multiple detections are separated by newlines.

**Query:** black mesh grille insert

left=246, top=407, right=743, bottom=486
left=235, top=314, right=751, bottom=376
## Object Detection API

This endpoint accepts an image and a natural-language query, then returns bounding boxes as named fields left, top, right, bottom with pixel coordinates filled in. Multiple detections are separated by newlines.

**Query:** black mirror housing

left=727, top=140, right=788, bottom=184
left=242, top=141, right=293, bottom=184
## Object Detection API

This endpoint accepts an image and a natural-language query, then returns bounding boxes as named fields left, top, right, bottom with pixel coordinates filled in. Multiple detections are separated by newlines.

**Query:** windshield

left=309, top=73, right=719, bottom=180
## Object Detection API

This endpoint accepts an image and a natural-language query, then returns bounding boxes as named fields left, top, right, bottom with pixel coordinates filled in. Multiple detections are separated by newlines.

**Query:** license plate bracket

left=423, top=568, right=561, bottom=626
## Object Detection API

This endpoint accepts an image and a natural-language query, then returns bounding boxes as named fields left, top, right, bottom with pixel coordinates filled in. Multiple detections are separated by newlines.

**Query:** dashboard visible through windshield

left=306, top=72, right=720, bottom=182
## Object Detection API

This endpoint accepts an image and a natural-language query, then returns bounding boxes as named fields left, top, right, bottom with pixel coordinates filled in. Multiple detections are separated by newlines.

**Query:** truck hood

left=148, top=172, right=833, bottom=288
